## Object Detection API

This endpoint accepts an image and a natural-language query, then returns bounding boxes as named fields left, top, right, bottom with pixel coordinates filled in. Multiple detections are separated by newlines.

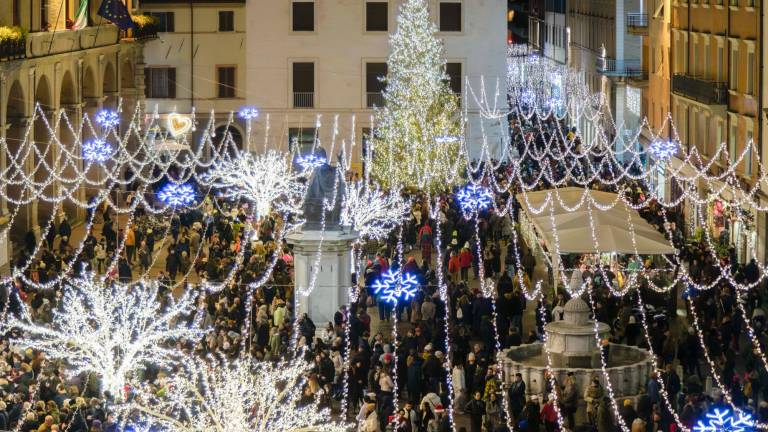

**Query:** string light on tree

left=435, top=135, right=460, bottom=145
left=340, top=182, right=410, bottom=240
left=370, top=0, right=464, bottom=193
left=5, top=274, right=203, bottom=399
left=158, top=183, right=197, bottom=207
left=127, top=354, right=349, bottom=432
left=372, top=269, right=419, bottom=304
left=204, top=151, right=306, bottom=219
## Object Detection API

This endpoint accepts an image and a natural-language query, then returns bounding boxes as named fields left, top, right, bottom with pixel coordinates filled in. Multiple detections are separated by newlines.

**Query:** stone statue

left=303, top=148, right=345, bottom=230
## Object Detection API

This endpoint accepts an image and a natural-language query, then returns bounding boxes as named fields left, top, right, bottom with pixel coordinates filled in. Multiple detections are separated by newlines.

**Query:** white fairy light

left=340, top=182, right=410, bottom=240
left=6, top=273, right=204, bottom=399
left=204, top=151, right=306, bottom=219
left=128, top=354, right=349, bottom=432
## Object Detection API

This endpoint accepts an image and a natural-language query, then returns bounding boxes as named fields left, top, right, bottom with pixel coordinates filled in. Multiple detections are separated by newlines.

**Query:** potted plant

left=131, top=14, right=158, bottom=40
left=0, top=26, right=27, bottom=60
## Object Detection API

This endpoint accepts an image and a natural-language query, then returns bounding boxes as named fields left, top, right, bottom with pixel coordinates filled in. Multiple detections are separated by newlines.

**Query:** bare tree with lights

left=5, top=274, right=204, bottom=399
left=341, top=181, right=410, bottom=240
left=204, top=150, right=307, bottom=219
left=126, top=355, right=348, bottom=432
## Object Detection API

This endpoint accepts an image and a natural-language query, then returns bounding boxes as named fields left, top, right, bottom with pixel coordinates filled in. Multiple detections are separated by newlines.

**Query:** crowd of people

left=0, top=107, right=767, bottom=432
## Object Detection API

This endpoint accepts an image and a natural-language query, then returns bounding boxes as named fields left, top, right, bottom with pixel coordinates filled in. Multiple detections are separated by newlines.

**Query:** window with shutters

left=365, top=63, right=387, bottom=107
left=150, top=12, right=175, bottom=32
left=292, top=2, right=315, bottom=31
left=445, top=63, right=462, bottom=95
left=366, top=2, right=388, bottom=31
left=439, top=2, right=461, bottom=32
left=217, top=66, right=236, bottom=98
left=145, top=68, right=176, bottom=99
left=292, top=62, right=315, bottom=108
left=219, top=11, right=234, bottom=32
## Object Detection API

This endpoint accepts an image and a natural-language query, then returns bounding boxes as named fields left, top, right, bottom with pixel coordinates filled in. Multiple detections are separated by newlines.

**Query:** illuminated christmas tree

left=371, top=0, right=464, bottom=194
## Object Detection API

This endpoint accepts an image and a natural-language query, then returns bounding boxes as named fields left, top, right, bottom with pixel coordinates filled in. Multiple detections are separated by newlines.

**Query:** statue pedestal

left=287, top=229, right=358, bottom=327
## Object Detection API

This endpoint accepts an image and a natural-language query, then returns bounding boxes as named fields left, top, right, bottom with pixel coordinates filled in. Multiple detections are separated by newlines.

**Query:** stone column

left=287, top=230, right=358, bottom=329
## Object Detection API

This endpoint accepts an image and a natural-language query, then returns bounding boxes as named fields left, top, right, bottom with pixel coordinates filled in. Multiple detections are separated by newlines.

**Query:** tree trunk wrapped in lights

left=371, top=0, right=464, bottom=194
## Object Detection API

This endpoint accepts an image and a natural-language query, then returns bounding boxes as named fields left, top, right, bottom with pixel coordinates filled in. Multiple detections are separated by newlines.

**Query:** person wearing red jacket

left=447, top=251, right=461, bottom=283
left=459, top=243, right=473, bottom=282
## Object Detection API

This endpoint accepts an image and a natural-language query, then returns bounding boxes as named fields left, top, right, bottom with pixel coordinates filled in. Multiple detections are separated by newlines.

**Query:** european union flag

left=97, top=0, right=136, bottom=30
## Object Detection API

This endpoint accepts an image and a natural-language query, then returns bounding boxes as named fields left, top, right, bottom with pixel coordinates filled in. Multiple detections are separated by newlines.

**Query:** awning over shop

left=516, top=187, right=676, bottom=255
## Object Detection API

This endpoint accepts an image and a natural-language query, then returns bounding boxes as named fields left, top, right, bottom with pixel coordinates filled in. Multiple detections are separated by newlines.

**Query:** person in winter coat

left=165, top=247, right=180, bottom=281
left=464, top=392, right=486, bottom=432
left=459, top=245, right=473, bottom=282
left=596, top=396, right=615, bottom=432
left=448, top=252, right=461, bottom=283
left=561, top=375, right=578, bottom=429
left=540, top=394, right=558, bottom=432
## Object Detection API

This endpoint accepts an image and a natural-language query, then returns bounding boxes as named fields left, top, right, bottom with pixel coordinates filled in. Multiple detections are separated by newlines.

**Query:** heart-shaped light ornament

left=166, top=113, right=193, bottom=138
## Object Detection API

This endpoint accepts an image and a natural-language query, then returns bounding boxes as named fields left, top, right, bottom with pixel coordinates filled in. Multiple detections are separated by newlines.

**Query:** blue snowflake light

left=372, top=269, right=419, bottom=304
left=693, top=408, right=755, bottom=432
left=82, top=140, right=113, bottom=162
left=296, top=154, right=327, bottom=170
left=238, top=106, right=260, bottom=120
left=95, top=110, right=120, bottom=129
left=456, top=184, right=494, bottom=214
left=649, top=139, right=678, bottom=161
left=158, top=183, right=196, bottom=207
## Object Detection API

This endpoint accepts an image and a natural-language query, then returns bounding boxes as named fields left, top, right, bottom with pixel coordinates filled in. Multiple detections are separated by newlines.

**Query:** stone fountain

left=503, top=297, right=653, bottom=397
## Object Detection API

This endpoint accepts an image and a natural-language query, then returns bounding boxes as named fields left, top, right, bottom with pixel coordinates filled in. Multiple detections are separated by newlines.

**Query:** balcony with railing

left=366, top=92, right=385, bottom=108
left=671, top=74, right=728, bottom=105
left=293, top=92, right=315, bottom=108
left=595, top=58, right=643, bottom=77
left=626, top=13, right=648, bottom=35
left=26, top=25, right=119, bottom=58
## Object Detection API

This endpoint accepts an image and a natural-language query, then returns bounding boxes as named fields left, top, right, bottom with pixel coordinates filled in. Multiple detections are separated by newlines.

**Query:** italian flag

left=73, top=0, right=88, bottom=30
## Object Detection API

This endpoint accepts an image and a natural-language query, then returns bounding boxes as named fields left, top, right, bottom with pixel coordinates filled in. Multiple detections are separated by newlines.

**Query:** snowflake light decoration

left=158, top=182, right=197, bottom=207
left=340, top=182, right=410, bottom=240
left=456, top=183, right=494, bottom=214
left=296, top=153, right=327, bottom=170
left=435, top=135, right=460, bottom=145
left=238, top=106, right=260, bottom=120
left=83, top=139, right=113, bottom=162
left=6, top=274, right=203, bottom=399
left=126, top=355, right=348, bottom=432
left=649, top=139, right=679, bottom=161
left=693, top=408, right=755, bottom=432
left=372, top=269, right=419, bottom=304
left=95, top=110, right=120, bottom=128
